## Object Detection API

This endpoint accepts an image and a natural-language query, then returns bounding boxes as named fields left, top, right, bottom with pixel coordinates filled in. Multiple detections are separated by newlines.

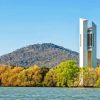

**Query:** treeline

left=0, top=60, right=100, bottom=87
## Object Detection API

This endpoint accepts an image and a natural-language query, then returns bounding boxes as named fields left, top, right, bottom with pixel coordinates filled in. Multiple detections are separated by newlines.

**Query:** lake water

left=0, top=87, right=100, bottom=100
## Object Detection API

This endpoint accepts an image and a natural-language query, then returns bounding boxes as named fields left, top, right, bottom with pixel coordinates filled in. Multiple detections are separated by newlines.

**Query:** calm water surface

left=0, top=87, right=100, bottom=100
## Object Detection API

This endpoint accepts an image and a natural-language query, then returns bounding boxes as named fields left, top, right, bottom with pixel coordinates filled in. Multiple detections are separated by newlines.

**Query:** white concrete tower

left=79, top=18, right=97, bottom=68
left=80, top=18, right=88, bottom=67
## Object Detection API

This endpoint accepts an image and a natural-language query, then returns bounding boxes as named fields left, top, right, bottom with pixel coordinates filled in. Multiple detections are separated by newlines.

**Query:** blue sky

left=0, top=0, right=100, bottom=58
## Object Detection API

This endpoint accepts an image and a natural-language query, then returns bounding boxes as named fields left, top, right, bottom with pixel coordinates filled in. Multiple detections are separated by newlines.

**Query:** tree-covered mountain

left=0, top=43, right=79, bottom=67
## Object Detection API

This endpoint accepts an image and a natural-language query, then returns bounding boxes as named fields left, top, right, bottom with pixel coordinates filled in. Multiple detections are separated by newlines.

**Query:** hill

left=0, top=43, right=79, bottom=67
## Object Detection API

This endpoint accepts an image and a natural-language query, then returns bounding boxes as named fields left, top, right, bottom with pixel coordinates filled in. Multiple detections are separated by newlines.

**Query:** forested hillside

left=0, top=43, right=78, bottom=67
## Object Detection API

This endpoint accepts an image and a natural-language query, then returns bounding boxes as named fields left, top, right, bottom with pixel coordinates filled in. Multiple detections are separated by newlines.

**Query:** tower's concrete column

left=79, top=18, right=88, bottom=67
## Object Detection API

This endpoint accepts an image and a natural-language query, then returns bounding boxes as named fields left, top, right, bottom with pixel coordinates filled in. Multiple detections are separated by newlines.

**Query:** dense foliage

left=44, top=60, right=79, bottom=87
left=0, top=60, right=100, bottom=87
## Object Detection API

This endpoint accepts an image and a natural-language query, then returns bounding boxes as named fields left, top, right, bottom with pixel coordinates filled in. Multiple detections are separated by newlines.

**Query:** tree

left=96, top=66, right=100, bottom=79
left=18, top=65, right=42, bottom=86
left=44, top=68, right=58, bottom=86
left=82, top=67, right=97, bottom=87
left=40, top=67, right=49, bottom=83
left=96, top=78, right=100, bottom=87
left=44, top=60, right=79, bottom=87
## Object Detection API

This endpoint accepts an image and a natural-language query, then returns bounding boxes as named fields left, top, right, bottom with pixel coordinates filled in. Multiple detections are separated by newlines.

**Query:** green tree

left=96, top=78, right=100, bottom=87
left=44, top=60, right=79, bottom=87
left=44, top=68, right=58, bottom=86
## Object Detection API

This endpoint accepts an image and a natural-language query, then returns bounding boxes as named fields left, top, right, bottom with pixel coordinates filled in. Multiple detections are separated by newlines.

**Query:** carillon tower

left=79, top=18, right=97, bottom=68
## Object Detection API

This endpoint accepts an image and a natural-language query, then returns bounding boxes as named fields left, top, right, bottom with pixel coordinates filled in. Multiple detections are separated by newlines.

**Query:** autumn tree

left=18, top=65, right=42, bottom=86
left=82, top=67, right=97, bottom=87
